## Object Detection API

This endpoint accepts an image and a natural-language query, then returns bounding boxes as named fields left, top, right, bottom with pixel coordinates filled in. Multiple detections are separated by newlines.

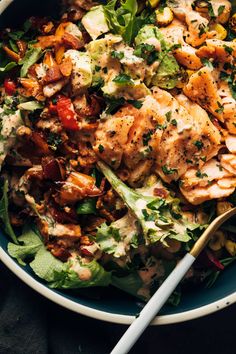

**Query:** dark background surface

left=0, top=261, right=235, bottom=354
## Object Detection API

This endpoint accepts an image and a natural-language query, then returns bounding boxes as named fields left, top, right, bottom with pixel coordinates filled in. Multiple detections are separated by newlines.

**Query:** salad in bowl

left=0, top=0, right=235, bottom=313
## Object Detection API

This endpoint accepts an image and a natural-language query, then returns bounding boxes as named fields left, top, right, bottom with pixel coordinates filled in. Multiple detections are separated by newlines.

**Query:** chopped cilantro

left=111, top=51, right=125, bottom=60
left=223, top=45, right=233, bottom=55
left=113, top=74, right=133, bottom=85
left=218, top=5, right=225, bottom=16
left=215, top=101, right=224, bottom=114
left=128, top=100, right=143, bottom=109
left=165, top=111, right=172, bottom=121
left=201, top=58, right=214, bottom=70
left=143, top=130, right=154, bottom=146
left=95, top=65, right=101, bottom=72
left=196, top=170, right=208, bottom=178
left=194, top=140, right=203, bottom=150
left=162, top=165, right=177, bottom=175
left=98, top=144, right=104, bottom=153
left=47, top=133, right=62, bottom=151
left=171, top=119, right=177, bottom=126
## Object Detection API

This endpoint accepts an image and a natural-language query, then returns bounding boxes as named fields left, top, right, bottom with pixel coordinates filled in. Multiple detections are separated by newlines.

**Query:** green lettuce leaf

left=0, top=62, right=18, bottom=73
left=96, top=212, right=140, bottom=257
left=18, top=101, right=44, bottom=111
left=111, top=272, right=145, bottom=299
left=0, top=179, right=18, bottom=244
left=30, top=247, right=64, bottom=282
left=8, top=227, right=42, bottom=265
left=50, top=259, right=111, bottom=288
left=19, top=47, right=42, bottom=77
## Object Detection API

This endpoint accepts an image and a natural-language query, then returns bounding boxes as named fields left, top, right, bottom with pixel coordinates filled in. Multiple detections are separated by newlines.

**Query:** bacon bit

left=80, top=247, right=93, bottom=257
left=50, top=246, right=71, bottom=262
left=3, top=46, right=20, bottom=62
left=59, top=56, right=73, bottom=77
left=16, top=40, right=27, bottom=58
left=153, top=188, right=168, bottom=198
left=44, top=66, right=62, bottom=84
left=62, top=31, right=83, bottom=49
left=31, top=132, right=51, bottom=156
left=42, top=157, right=66, bottom=181
left=55, top=45, right=66, bottom=64
left=49, top=205, right=78, bottom=224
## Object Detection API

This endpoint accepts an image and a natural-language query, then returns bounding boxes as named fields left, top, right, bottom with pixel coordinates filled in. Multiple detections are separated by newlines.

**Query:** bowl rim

left=0, top=0, right=236, bottom=325
left=1, top=246, right=236, bottom=325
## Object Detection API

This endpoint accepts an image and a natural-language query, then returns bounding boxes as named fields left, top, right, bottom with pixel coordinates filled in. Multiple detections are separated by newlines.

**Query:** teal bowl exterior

left=0, top=0, right=235, bottom=324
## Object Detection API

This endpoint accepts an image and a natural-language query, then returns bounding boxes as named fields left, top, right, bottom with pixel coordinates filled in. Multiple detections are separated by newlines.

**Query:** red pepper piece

left=4, top=78, right=17, bottom=95
left=56, top=96, right=80, bottom=131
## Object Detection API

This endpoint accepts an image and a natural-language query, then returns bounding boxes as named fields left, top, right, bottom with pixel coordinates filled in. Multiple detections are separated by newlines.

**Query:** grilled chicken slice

left=184, top=67, right=236, bottom=132
left=94, top=108, right=134, bottom=169
left=220, top=154, right=236, bottom=175
left=180, top=158, right=236, bottom=205
left=160, top=20, right=202, bottom=70
left=123, top=96, right=165, bottom=169
left=154, top=89, right=221, bottom=183
left=225, top=135, right=236, bottom=153
left=196, top=39, right=236, bottom=64
left=183, top=67, right=224, bottom=121
left=167, top=0, right=216, bottom=47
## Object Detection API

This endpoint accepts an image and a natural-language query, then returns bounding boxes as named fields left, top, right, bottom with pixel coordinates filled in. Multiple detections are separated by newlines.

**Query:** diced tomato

left=4, top=78, right=17, bottom=95
left=56, top=96, right=80, bottom=131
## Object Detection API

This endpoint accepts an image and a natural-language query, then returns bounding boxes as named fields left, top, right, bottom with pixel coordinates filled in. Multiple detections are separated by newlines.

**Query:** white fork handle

left=111, top=253, right=195, bottom=354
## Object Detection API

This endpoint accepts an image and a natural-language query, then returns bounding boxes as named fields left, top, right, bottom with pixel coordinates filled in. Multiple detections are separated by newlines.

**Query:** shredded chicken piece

left=180, top=158, right=236, bottom=205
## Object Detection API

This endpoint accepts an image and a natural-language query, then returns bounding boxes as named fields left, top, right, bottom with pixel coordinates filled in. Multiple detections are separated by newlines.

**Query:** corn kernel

left=209, top=231, right=226, bottom=251
left=211, top=24, right=227, bottom=40
left=155, top=7, right=173, bottom=27
left=225, top=240, right=236, bottom=256
left=216, top=201, right=233, bottom=216
left=147, top=0, right=160, bottom=8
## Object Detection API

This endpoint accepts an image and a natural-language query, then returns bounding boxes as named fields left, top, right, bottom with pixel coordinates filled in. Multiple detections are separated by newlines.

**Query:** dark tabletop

left=0, top=261, right=235, bottom=354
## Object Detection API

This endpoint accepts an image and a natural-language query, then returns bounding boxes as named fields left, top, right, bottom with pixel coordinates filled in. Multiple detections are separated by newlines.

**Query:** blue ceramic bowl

left=0, top=0, right=235, bottom=325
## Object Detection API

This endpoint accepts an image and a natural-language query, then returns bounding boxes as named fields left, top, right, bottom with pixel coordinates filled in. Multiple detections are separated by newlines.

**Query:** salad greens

left=0, top=180, right=18, bottom=244
left=97, top=161, right=200, bottom=246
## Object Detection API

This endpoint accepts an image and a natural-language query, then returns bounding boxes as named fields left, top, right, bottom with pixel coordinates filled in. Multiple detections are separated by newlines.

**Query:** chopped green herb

left=215, top=101, right=224, bottom=114
left=165, top=111, right=172, bottom=121
left=128, top=100, right=143, bottom=109
left=162, top=165, right=177, bottom=175
left=143, top=130, right=154, bottom=146
left=194, top=140, right=203, bottom=150
left=201, top=58, right=214, bottom=70
left=111, top=51, right=125, bottom=60
left=98, top=144, right=105, bottom=153
left=171, top=119, right=177, bottom=126
left=218, top=5, right=225, bottom=16
left=223, top=45, right=233, bottom=55
left=196, top=170, right=208, bottom=178
left=95, top=65, right=101, bottom=72
left=113, top=73, right=133, bottom=85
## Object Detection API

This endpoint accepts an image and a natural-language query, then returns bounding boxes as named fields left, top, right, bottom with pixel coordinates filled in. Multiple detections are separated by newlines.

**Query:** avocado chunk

left=64, top=50, right=92, bottom=95
left=82, top=5, right=109, bottom=40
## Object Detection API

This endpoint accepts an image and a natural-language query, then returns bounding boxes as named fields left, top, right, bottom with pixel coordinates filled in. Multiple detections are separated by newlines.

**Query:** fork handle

left=111, top=253, right=195, bottom=354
